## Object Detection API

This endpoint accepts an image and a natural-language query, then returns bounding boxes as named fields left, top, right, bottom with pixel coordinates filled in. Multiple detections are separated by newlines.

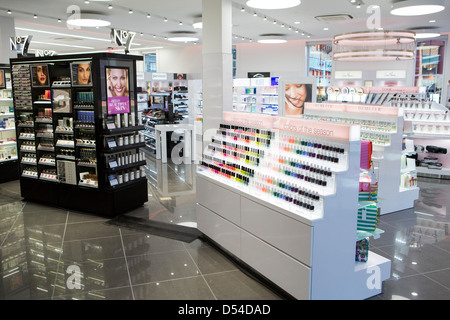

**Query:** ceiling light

left=67, top=14, right=111, bottom=27
left=415, top=32, right=441, bottom=39
left=324, top=27, right=329, bottom=30
left=7, top=10, right=11, bottom=14
left=429, top=20, right=436, bottom=23
left=147, top=13, right=151, bottom=18
left=179, top=21, right=183, bottom=25
left=241, top=7, right=245, bottom=12
left=246, top=0, right=301, bottom=9
left=108, top=5, right=113, bottom=9
left=193, top=18, right=202, bottom=29
left=34, top=14, right=38, bottom=19
left=168, top=36, right=199, bottom=42
left=58, top=19, right=62, bottom=23
left=164, top=18, right=168, bottom=22
left=258, top=35, right=287, bottom=44
left=294, top=21, right=300, bottom=24
left=390, top=0, right=445, bottom=16
left=129, top=9, right=133, bottom=14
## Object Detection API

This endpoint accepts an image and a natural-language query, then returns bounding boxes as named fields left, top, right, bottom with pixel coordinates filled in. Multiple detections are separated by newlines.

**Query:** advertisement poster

left=106, top=67, right=130, bottom=115
left=71, top=61, right=92, bottom=86
left=31, top=64, right=50, bottom=87
left=284, top=83, right=312, bottom=116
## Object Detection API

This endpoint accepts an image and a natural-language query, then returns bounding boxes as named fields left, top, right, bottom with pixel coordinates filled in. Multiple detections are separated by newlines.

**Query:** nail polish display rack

left=196, top=113, right=391, bottom=300
left=304, top=102, right=419, bottom=215
left=10, top=53, right=148, bottom=216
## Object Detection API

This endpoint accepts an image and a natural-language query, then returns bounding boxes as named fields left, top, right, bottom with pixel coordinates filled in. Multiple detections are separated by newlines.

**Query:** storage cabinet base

left=20, top=178, right=148, bottom=216
left=0, top=160, right=19, bottom=183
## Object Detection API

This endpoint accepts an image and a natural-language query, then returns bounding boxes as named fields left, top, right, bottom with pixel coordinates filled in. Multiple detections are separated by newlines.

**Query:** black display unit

left=10, top=53, right=148, bottom=216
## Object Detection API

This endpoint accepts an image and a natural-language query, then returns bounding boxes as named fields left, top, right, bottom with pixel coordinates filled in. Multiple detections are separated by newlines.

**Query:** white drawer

left=196, top=204, right=241, bottom=258
left=241, top=197, right=313, bottom=266
left=197, top=176, right=241, bottom=225
left=241, top=230, right=311, bottom=300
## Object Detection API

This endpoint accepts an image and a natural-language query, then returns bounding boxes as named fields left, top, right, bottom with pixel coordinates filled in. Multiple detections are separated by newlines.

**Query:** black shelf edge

left=103, top=142, right=145, bottom=153
left=103, top=125, right=145, bottom=135
left=105, top=160, right=146, bottom=173
left=106, top=176, right=147, bottom=190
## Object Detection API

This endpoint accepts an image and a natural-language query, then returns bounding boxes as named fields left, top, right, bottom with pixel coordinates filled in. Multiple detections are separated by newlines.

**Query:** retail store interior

left=0, top=0, right=449, bottom=300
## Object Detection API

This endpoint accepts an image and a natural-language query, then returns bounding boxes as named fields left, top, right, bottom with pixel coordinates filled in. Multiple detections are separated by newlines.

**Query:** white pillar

left=202, top=0, right=233, bottom=142
left=0, top=16, right=16, bottom=64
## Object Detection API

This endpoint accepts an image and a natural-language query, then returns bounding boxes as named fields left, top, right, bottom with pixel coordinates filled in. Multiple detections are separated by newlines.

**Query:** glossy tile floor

left=0, top=157, right=449, bottom=300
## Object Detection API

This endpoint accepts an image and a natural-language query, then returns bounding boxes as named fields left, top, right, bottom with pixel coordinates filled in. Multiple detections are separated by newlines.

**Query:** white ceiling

left=0, top=0, right=449, bottom=54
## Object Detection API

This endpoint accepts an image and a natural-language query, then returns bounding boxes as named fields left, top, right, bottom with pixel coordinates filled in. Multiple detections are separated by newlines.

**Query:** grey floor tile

left=121, top=232, right=185, bottom=256
left=376, top=274, right=450, bottom=300
left=126, top=250, right=201, bottom=285
left=53, top=286, right=134, bottom=300
left=133, top=276, right=216, bottom=300
left=186, top=245, right=238, bottom=275
left=203, top=270, right=282, bottom=300
left=63, top=220, right=121, bottom=242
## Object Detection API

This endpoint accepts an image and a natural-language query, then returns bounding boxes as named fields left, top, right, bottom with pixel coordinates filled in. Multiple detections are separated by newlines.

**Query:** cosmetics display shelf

left=232, top=78, right=279, bottom=115
left=396, top=101, right=450, bottom=179
left=196, top=112, right=391, bottom=300
left=0, top=65, right=19, bottom=183
left=303, top=102, right=419, bottom=215
left=173, top=83, right=189, bottom=124
left=10, top=53, right=148, bottom=216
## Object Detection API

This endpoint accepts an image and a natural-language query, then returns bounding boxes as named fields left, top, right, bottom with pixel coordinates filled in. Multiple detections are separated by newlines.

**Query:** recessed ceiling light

left=7, top=9, right=11, bottom=14
left=390, top=0, right=445, bottom=16
left=258, top=35, right=287, bottom=44
left=67, top=15, right=111, bottom=28
left=246, top=0, right=301, bottom=9
left=294, top=21, right=300, bottom=24
left=147, top=13, right=151, bottom=18
left=429, top=19, right=436, bottom=23
left=34, top=14, right=38, bottom=19
left=193, top=18, right=202, bottom=29
left=164, top=18, right=168, bottom=22
left=108, top=5, right=113, bottom=9
left=128, top=9, right=133, bottom=14
left=323, top=27, right=329, bottom=30
left=168, top=36, right=199, bottom=42
left=415, top=32, right=441, bottom=38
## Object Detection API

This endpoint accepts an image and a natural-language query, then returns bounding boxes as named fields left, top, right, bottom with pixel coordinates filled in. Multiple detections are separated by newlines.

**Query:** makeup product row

left=405, top=110, right=449, bottom=122
left=219, top=124, right=274, bottom=140
left=303, top=115, right=397, bottom=133
left=108, top=166, right=145, bottom=186
left=360, top=132, right=391, bottom=146
left=107, top=150, right=145, bottom=169
left=251, top=173, right=321, bottom=212
left=203, top=154, right=255, bottom=178
left=412, top=123, right=450, bottom=134
left=12, top=64, right=32, bottom=110
left=201, top=159, right=251, bottom=186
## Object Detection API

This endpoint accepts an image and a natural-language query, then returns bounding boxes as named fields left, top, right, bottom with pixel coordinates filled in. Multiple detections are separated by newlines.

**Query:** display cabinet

left=196, top=112, right=391, bottom=300
left=232, top=78, right=279, bottom=115
left=10, top=53, right=148, bottom=216
left=303, top=102, right=419, bottom=215
left=0, top=65, right=19, bottom=183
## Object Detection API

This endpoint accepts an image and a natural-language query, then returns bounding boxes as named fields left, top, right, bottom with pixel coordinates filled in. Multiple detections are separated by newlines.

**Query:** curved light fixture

left=334, top=30, right=416, bottom=47
left=168, top=36, right=199, bottom=42
left=333, top=30, right=416, bottom=62
left=67, top=14, right=111, bottom=27
left=334, top=50, right=414, bottom=62
left=390, top=0, right=445, bottom=16
left=246, top=0, right=301, bottom=9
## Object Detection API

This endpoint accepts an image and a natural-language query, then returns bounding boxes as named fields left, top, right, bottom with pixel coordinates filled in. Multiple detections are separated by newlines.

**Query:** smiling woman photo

left=107, top=68, right=129, bottom=97
left=285, top=83, right=312, bottom=116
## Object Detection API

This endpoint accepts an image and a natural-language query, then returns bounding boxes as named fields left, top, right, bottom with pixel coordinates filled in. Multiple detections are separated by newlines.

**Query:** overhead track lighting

left=390, top=0, right=445, bottom=16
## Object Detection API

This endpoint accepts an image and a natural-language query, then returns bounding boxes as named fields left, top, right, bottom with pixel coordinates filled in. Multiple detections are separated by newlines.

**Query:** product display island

left=10, top=53, right=148, bottom=216
left=196, top=112, right=391, bottom=300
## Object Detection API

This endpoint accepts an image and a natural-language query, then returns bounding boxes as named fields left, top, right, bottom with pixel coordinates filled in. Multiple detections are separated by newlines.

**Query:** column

left=0, top=16, right=16, bottom=63
left=201, top=0, right=233, bottom=148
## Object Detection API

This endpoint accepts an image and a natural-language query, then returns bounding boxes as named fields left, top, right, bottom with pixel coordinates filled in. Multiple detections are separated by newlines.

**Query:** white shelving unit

left=303, top=102, right=419, bottom=215
left=196, top=112, right=391, bottom=300
left=399, top=101, right=450, bottom=179
left=232, top=78, right=279, bottom=115
left=0, top=67, right=18, bottom=181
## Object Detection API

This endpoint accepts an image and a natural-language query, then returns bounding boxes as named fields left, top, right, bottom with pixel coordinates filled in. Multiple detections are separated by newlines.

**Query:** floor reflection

left=0, top=161, right=449, bottom=300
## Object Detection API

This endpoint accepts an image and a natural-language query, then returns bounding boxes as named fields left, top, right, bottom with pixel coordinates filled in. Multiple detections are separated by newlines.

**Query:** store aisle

left=0, top=158, right=449, bottom=300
